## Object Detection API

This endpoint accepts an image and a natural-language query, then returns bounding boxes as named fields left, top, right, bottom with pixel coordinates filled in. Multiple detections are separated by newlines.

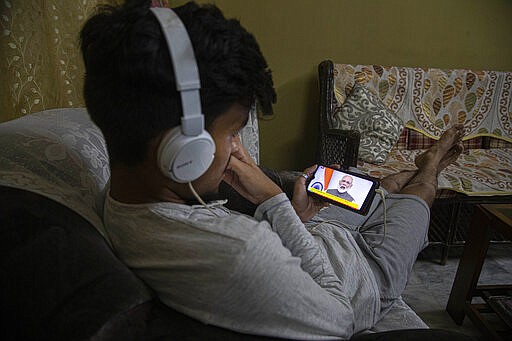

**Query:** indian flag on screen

left=309, top=165, right=334, bottom=191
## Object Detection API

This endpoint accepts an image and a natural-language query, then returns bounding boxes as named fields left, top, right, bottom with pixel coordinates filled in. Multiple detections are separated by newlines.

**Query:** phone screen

left=306, top=165, right=379, bottom=215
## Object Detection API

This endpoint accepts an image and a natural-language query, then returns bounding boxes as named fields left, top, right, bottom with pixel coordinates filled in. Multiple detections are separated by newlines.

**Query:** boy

left=80, top=1, right=463, bottom=339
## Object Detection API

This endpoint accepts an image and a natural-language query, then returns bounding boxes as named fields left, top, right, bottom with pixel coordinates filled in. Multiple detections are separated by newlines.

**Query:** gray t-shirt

left=103, top=193, right=380, bottom=340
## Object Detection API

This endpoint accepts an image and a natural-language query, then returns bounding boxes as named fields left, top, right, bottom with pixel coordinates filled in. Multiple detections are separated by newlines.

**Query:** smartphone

left=306, top=165, right=380, bottom=215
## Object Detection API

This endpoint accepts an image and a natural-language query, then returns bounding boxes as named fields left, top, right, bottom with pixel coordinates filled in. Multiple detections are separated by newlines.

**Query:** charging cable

left=370, top=188, right=387, bottom=248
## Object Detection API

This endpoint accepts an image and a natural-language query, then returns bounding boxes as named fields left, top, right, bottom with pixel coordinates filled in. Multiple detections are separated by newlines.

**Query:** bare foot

left=438, top=143, right=463, bottom=170
left=415, top=125, right=464, bottom=173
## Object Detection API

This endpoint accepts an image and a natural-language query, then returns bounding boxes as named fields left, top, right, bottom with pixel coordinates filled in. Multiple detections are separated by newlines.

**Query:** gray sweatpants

left=312, top=190, right=430, bottom=310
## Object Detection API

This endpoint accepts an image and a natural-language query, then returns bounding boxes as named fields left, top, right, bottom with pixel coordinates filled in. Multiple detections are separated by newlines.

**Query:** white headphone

left=150, top=7, right=215, bottom=183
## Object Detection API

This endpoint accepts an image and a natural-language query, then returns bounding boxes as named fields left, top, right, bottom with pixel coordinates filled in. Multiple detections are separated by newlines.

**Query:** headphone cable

left=188, top=182, right=220, bottom=216
left=371, top=188, right=387, bottom=248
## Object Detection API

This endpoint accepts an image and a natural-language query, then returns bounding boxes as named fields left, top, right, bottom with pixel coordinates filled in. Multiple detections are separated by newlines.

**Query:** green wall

left=171, top=0, right=512, bottom=170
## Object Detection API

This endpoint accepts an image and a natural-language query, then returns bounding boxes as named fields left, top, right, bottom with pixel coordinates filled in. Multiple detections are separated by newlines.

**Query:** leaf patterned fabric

left=332, top=64, right=512, bottom=143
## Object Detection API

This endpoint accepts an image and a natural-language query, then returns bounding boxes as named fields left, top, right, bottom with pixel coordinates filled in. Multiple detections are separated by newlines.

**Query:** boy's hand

left=291, top=165, right=329, bottom=222
left=224, top=143, right=282, bottom=205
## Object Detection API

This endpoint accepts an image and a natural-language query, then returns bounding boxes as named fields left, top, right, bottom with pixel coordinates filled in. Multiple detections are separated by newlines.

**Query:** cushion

left=330, top=84, right=404, bottom=164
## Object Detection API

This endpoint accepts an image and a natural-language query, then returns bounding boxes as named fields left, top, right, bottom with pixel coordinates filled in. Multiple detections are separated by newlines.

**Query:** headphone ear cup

left=158, top=127, right=216, bottom=183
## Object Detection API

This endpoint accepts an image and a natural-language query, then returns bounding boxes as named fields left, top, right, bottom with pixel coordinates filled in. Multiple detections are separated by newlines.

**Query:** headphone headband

left=150, top=7, right=203, bottom=136
left=150, top=7, right=215, bottom=183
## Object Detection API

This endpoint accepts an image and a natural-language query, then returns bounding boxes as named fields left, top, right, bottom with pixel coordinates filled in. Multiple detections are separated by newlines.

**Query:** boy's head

left=80, top=0, right=275, bottom=167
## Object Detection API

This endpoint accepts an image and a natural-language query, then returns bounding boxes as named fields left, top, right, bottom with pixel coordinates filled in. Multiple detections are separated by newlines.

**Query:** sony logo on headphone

left=176, top=160, right=193, bottom=169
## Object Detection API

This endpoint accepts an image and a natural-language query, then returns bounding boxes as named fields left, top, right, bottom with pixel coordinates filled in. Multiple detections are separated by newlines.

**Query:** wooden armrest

left=317, top=60, right=360, bottom=169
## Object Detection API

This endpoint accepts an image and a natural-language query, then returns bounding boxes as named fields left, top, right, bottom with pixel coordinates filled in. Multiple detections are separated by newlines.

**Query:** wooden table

left=446, top=204, right=512, bottom=340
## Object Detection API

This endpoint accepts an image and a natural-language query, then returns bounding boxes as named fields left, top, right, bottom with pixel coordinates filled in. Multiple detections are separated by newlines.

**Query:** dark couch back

left=0, top=186, right=153, bottom=340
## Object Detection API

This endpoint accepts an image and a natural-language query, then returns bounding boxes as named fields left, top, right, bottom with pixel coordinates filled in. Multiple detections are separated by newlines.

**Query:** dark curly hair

left=80, top=0, right=276, bottom=166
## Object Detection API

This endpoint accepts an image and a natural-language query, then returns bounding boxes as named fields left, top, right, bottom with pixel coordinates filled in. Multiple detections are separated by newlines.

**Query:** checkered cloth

left=397, top=128, right=483, bottom=150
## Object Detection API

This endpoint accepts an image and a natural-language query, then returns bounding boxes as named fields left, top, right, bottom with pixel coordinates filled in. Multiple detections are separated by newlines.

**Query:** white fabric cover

left=0, top=108, right=111, bottom=239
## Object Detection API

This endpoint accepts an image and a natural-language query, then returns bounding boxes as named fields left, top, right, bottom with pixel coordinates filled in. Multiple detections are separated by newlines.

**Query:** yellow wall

left=5, top=1, right=505, bottom=169
left=168, top=0, right=512, bottom=170
left=4, top=1, right=508, bottom=170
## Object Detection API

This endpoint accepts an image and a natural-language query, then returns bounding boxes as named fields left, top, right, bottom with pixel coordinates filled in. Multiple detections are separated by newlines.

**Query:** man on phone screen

left=327, top=175, right=355, bottom=202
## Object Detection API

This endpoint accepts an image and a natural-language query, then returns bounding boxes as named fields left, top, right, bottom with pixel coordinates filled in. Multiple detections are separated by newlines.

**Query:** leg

left=350, top=194, right=430, bottom=304
left=380, top=170, right=416, bottom=194
left=352, top=126, right=464, bottom=309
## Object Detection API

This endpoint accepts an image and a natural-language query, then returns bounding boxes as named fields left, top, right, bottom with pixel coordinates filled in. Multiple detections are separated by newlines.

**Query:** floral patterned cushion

left=330, top=84, right=404, bottom=164
left=357, top=148, right=512, bottom=196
